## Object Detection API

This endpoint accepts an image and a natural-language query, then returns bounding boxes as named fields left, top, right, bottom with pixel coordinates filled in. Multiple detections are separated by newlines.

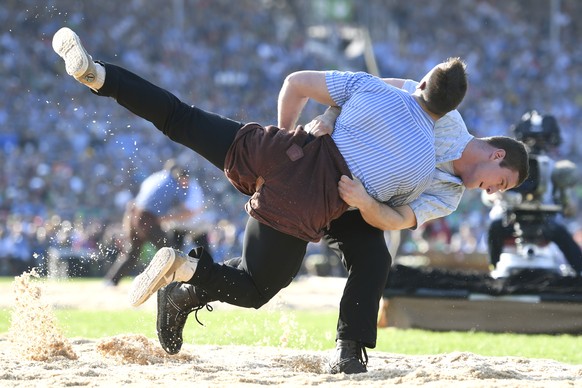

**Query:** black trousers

left=96, top=63, right=390, bottom=347
left=323, top=211, right=391, bottom=347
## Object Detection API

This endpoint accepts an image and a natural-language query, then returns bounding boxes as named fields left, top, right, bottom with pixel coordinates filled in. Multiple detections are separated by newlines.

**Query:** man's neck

left=412, top=95, right=441, bottom=122
left=452, top=138, right=480, bottom=177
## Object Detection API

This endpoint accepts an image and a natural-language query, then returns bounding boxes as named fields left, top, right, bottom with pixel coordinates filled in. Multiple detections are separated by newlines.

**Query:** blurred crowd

left=1, top=0, right=582, bottom=276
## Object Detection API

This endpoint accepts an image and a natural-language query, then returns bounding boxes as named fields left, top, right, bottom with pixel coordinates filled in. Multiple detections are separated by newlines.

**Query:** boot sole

left=52, top=27, right=89, bottom=78
left=129, top=247, right=184, bottom=307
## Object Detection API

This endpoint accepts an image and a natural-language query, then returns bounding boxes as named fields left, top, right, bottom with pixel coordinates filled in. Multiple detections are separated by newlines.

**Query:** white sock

left=88, top=62, right=106, bottom=91
left=174, top=259, right=198, bottom=282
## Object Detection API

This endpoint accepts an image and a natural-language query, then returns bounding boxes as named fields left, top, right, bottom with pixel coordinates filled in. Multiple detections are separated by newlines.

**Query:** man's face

left=464, top=161, right=520, bottom=195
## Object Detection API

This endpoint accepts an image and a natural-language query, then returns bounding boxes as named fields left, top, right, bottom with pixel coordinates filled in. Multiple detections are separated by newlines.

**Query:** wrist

left=357, top=195, right=377, bottom=215
left=323, top=106, right=340, bottom=119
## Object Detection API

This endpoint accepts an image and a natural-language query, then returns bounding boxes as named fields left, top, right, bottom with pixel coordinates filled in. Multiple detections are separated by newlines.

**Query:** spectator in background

left=0, top=218, right=33, bottom=276
left=165, top=175, right=214, bottom=256
left=103, top=159, right=202, bottom=286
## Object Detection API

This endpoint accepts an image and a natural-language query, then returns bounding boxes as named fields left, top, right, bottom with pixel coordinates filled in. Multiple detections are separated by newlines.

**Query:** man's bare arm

left=359, top=200, right=417, bottom=231
left=277, top=71, right=336, bottom=130
left=338, top=175, right=417, bottom=230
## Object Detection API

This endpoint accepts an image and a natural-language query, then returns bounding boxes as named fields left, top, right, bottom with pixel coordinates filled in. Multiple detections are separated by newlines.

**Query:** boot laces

left=190, top=303, right=213, bottom=326
left=184, top=285, right=213, bottom=326
left=342, top=340, right=368, bottom=366
left=360, top=346, right=369, bottom=366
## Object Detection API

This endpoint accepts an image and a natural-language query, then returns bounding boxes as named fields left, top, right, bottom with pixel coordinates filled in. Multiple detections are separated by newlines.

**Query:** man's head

left=461, top=136, right=529, bottom=194
left=164, top=158, right=190, bottom=186
left=418, top=57, right=468, bottom=117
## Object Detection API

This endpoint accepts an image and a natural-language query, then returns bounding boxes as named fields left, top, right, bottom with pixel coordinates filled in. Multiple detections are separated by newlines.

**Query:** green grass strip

left=2, top=307, right=581, bottom=364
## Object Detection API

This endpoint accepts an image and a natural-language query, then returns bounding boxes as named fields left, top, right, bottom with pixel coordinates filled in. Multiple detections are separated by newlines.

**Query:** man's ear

left=492, top=149, right=506, bottom=160
left=417, top=81, right=427, bottom=91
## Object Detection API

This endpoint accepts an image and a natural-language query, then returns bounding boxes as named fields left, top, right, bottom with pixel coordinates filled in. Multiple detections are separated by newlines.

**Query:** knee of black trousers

left=247, top=297, right=271, bottom=310
left=184, top=247, right=273, bottom=309
left=248, top=286, right=284, bottom=309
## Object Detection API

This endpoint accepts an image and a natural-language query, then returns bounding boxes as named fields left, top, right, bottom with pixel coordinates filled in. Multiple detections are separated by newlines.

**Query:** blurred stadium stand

left=1, top=0, right=582, bottom=276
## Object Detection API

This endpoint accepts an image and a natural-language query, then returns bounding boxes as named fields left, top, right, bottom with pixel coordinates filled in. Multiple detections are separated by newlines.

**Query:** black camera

left=512, top=110, right=561, bottom=155
left=504, top=111, right=565, bottom=240
left=510, top=111, right=561, bottom=200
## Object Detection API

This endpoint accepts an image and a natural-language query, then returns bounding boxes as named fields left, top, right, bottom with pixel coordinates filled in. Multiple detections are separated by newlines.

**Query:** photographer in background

left=485, top=111, right=582, bottom=277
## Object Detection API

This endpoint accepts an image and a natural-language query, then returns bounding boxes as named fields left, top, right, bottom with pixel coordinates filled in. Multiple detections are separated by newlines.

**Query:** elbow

left=284, top=71, right=313, bottom=90
left=283, top=72, right=302, bottom=90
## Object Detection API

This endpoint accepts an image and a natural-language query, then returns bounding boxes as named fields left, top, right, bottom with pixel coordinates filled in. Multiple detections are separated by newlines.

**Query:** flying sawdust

left=8, top=270, right=77, bottom=361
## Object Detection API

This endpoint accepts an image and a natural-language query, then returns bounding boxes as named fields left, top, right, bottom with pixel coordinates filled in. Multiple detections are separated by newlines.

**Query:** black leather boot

left=156, top=282, right=211, bottom=354
left=327, top=339, right=368, bottom=374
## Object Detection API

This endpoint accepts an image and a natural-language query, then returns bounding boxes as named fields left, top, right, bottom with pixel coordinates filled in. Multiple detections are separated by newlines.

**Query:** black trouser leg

left=95, top=62, right=244, bottom=169
left=488, top=219, right=512, bottom=266
left=93, top=63, right=308, bottom=309
left=188, top=217, right=308, bottom=308
left=323, top=211, right=391, bottom=348
left=543, top=220, right=582, bottom=273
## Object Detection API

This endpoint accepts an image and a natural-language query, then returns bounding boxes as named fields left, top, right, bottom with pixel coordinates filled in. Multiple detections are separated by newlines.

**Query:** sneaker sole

left=129, top=248, right=185, bottom=307
left=52, top=27, right=90, bottom=78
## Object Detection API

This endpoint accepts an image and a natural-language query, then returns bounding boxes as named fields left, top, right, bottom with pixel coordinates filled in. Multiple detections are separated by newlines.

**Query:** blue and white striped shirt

left=327, top=71, right=435, bottom=207
left=134, top=170, right=196, bottom=215
left=402, top=80, right=474, bottom=227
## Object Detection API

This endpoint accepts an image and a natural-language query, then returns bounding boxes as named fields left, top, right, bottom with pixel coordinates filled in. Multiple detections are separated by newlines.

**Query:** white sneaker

left=129, top=247, right=198, bottom=307
left=52, top=27, right=99, bottom=86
